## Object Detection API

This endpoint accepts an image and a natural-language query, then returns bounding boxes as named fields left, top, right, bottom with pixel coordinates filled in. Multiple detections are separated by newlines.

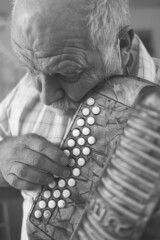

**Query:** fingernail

left=60, top=157, right=69, bottom=165
left=62, top=168, right=71, bottom=178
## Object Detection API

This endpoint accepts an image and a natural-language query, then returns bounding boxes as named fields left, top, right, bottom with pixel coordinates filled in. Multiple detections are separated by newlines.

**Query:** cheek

left=63, top=72, right=100, bottom=101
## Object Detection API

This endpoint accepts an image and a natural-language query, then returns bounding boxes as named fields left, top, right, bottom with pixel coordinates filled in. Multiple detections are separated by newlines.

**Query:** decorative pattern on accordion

left=27, top=76, right=156, bottom=240
left=71, top=86, right=160, bottom=240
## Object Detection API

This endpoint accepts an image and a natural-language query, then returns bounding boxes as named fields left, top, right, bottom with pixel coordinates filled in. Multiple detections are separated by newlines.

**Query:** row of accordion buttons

left=34, top=98, right=101, bottom=219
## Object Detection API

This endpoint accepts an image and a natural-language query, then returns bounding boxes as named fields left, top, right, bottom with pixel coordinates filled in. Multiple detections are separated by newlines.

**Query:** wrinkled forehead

left=12, top=0, right=90, bottom=51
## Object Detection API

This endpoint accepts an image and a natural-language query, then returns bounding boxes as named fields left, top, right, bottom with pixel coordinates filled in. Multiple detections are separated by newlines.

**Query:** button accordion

left=27, top=76, right=160, bottom=240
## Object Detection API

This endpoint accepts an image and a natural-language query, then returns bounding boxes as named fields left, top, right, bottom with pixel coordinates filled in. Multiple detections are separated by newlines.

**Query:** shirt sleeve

left=0, top=81, right=20, bottom=141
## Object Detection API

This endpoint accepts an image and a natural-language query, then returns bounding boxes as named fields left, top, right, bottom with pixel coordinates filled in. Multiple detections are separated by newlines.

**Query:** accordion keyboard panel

left=27, top=76, right=157, bottom=240
left=28, top=91, right=131, bottom=240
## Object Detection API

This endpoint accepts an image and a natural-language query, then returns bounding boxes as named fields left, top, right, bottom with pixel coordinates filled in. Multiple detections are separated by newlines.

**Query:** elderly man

left=0, top=0, right=160, bottom=239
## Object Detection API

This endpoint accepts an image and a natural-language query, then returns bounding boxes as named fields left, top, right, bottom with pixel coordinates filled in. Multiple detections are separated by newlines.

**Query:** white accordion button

left=73, top=148, right=80, bottom=156
left=58, top=179, right=66, bottom=188
left=77, top=157, right=86, bottom=167
left=82, top=147, right=91, bottom=156
left=68, top=178, right=76, bottom=187
left=82, top=108, right=90, bottom=116
left=77, top=118, right=85, bottom=127
left=87, top=117, right=95, bottom=125
left=73, top=168, right=81, bottom=177
left=48, top=200, right=56, bottom=209
left=62, top=189, right=71, bottom=198
left=92, top=106, right=101, bottom=115
left=63, top=149, right=71, bottom=157
left=44, top=190, right=51, bottom=199
left=53, top=189, right=61, bottom=198
left=72, top=129, right=81, bottom=137
left=87, top=98, right=95, bottom=106
left=48, top=180, right=57, bottom=189
left=67, top=139, right=76, bottom=148
left=58, top=199, right=66, bottom=209
left=69, top=158, right=76, bottom=167
left=82, top=127, right=90, bottom=136
left=39, top=200, right=47, bottom=209
left=43, top=210, right=51, bottom=219
left=77, top=137, right=85, bottom=146
left=88, top=136, right=96, bottom=145
left=34, top=210, right=42, bottom=219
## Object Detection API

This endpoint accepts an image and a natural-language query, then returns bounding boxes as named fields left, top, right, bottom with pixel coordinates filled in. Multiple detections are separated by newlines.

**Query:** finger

left=8, top=162, right=54, bottom=186
left=6, top=173, right=41, bottom=190
left=23, top=134, right=69, bottom=166
left=14, top=148, right=70, bottom=178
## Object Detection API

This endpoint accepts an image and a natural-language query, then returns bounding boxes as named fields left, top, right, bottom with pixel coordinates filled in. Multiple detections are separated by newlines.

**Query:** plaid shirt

left=0, top=35, right=160, bottom=240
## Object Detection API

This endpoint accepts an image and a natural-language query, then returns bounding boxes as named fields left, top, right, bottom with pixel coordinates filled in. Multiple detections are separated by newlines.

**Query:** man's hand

left=0, top=134, right=70, bottom=190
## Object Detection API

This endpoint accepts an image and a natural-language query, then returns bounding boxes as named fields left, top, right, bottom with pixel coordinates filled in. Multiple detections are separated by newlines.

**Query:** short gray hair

left=86, top=0, right=130, bottom=57
left=12, top=0, right=130, bottom=48
left=11, top=0, right=130, bottom=65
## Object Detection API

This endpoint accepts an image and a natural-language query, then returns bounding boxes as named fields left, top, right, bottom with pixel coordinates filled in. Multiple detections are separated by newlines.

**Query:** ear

left=118, top=26, right=134, bottom=71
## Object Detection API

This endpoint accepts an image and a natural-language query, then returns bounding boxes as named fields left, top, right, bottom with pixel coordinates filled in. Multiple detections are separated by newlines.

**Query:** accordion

left=27, top=75, right=160, bottom=240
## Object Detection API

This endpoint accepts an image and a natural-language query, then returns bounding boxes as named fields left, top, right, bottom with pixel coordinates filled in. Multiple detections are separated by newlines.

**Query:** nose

left=37, top=73, right=64, bottom=105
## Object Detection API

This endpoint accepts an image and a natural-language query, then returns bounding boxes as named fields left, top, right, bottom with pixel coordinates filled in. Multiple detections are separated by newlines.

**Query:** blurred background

left=0, top=0, right=160, bottom=240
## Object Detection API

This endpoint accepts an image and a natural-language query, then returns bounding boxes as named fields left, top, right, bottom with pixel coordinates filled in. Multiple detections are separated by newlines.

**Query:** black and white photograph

left=0, top=1, right=160, bottom=240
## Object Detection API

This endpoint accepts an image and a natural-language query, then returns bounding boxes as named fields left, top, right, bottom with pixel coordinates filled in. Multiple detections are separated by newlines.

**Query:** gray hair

left=12, top=0, right=130, bottom=47
left=11, top=0, right=130, bottom=67
left=86, top=0, right=130, bottom=60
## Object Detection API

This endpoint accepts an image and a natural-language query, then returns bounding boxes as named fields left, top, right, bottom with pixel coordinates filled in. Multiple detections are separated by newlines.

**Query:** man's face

left=12, top=0, right=121, bottom=111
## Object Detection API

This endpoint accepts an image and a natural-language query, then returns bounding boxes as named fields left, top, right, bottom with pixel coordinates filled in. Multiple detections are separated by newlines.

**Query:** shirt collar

left=129, top=34, right=156, bottom=82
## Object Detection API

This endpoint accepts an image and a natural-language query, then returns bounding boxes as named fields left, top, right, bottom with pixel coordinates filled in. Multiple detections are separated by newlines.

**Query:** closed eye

left=53, top=72, right=81, bottom=83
